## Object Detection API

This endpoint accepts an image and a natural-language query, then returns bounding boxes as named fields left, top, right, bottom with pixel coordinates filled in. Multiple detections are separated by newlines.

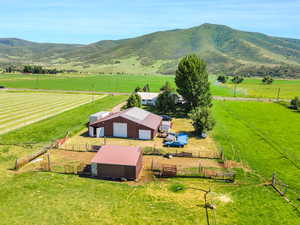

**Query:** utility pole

left=234, top=84, right=237, bottom=97
left=276, top=88, right=281, bottom=102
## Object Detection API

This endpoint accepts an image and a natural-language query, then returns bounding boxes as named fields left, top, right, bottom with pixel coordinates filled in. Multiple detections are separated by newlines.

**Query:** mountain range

left=1, top=23, right=300, bottom=75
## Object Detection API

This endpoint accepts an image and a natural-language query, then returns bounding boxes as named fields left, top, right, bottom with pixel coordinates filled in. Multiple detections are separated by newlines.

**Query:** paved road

left=1, top=88, right=290, bottom=102
left=1, top=88, right=129, bottom=95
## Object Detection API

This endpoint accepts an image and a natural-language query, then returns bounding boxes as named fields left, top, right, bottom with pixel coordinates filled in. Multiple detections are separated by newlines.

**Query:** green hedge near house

left=0, top=95, right=127, bottom=144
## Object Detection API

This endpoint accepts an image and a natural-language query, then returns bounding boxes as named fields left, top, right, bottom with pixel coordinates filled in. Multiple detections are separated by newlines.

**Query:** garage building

left=89, top=107, right=162, bottom=140
left=90, top=145, right=143, bottom=180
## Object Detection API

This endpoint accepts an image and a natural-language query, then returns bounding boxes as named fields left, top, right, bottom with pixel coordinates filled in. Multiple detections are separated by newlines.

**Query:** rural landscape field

left=1, top=1, right=300, bottom=225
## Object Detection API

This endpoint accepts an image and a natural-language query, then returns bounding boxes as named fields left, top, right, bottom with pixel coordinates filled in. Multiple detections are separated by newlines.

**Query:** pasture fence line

left=143, top=146, right=222, bottom=160
left=14, top=142, right=56, bottom=170
left=151, top=160, right=235, bottom=182
left=269, top=173, right=300, bottom=214
left=56, top=143, right=100, bottom=152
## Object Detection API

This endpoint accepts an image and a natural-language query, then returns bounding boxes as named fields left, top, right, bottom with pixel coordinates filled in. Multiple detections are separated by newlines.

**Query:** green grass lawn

left=212, top=101, right=300, bottom=204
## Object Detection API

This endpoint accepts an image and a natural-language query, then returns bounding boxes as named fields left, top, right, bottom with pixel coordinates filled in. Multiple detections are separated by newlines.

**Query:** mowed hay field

left=0, top=91, right=104, bottom=135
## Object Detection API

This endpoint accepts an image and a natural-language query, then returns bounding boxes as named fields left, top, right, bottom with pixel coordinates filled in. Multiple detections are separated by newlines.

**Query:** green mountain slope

left=1, top=24, right=300, bottom=75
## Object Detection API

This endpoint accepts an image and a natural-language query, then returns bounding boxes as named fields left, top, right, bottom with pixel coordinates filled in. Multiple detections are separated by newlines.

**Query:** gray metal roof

left=124, top=107, right=149, bottom=121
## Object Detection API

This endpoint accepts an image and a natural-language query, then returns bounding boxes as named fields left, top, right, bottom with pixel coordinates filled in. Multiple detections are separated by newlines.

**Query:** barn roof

left=90, top=107, right=162, bottom=130
left=91, top=145, right=142, bottom=166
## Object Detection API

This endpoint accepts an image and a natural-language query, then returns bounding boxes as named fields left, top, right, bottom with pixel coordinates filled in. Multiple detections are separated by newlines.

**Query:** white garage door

left=113, top=123, right=128, bottom=138
left=89, top=126, right=94, bottom=137
left=96, top=127, right=105, bottom=137
left=139, top=129, right=151, bottom=140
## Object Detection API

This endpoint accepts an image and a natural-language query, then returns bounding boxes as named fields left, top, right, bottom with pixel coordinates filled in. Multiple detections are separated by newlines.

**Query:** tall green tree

left=175, top=54, right=212, bottom=111
left=156, top=89, right=177, bottom=114
left=124, top=93, right=141, bottom=109
left=189, top=107, right=215, bottom=135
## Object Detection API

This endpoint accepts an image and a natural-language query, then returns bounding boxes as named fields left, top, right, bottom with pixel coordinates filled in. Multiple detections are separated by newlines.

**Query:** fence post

left=47, top=153, right=51, bottom=171
left=272, top=173, right=276, bottom=186
left=15, top=159, right=19, bottom=170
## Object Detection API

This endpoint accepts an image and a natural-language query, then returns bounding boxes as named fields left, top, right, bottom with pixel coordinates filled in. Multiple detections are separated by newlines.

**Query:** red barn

left=90, top=145, right=143, bottom=180
left=89, top=107, right=162, bottom=140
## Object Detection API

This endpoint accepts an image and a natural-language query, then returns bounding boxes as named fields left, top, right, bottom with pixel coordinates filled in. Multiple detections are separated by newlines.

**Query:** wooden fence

left=144, top=147, right=222, bottom=159
left=151, top=160, right=235, bottom=182
left=57, top=143, right=100, bottom=152
left=15, top=143, right=55, bottom=170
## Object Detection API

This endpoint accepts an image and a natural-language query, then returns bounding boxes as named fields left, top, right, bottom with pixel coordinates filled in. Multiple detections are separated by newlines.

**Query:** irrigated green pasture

left=0, top=73, right=234, bottom=96
left=224, top=78, right=300, bottom=99
left=0, top=91, right=104, bottom=135
left=0, top=97, right=299, bottom=224
left=213, top=101, right=300, bottom=203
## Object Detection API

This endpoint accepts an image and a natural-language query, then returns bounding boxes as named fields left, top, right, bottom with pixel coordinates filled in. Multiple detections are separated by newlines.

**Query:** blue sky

left=0, top=0, right=299, bottom=44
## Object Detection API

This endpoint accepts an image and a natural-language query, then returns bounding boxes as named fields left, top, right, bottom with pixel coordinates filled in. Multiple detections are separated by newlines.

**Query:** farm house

left=90, top=145, right=143, bottom=180
left=89, top=107, right=162, bottom=140
left=137, top=92, right=159, bottom=106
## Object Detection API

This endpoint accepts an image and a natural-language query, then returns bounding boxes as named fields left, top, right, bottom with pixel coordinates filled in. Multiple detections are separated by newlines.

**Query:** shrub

left=169, top=183, right=186, bottom=193
left=217, top=75, right=228, bottom=83
left=290, top=96, right=300, bottom=110
left=262, top=76, right=274, bottom=85
left=231, top=76, right=244, bottom=84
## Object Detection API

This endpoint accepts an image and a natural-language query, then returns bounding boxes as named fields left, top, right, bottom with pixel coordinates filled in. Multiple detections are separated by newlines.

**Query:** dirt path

left=2, top=88, right=129, bottom=95
left=111, top=101, right=126, bottom=113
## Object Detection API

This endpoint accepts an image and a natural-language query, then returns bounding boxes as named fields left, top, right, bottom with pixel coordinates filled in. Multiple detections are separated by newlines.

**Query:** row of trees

left=5, top=65, right=61, bottom=74
left=217, top=74, right=274, bottom=85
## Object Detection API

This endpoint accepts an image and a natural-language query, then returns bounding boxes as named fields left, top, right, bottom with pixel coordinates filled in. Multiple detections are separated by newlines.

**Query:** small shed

left=90, top=145, right=143, bottom=180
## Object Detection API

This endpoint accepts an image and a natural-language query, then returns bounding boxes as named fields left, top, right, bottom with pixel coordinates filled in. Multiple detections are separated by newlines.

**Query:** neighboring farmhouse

left=137, top=92, right=159, bottom=106
left=90, top=145, right=143, bottom=180
left=89, top=107, right=162, bottom=140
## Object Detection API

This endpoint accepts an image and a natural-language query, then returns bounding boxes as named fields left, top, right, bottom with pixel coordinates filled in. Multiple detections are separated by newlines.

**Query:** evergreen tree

left=125, top=93, right=141, bottom=109
left=156, top=89, right=177, bottom=114
left=189, top=107, right=215, bottom=135
left=134, top=86, right=142, bottom=92
left=175, top=54, right=212, bottom=111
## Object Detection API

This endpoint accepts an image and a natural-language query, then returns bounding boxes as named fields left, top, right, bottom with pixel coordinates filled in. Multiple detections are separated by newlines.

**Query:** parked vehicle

left=164, top=141, right=185, bottom=148
left=161, top=115, right=172, bottom=121
left=164, top=134, right=176, bottom=142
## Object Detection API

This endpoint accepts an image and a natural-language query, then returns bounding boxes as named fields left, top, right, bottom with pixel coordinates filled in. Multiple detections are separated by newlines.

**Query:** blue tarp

left=177, top=133, right=188, bottom=145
